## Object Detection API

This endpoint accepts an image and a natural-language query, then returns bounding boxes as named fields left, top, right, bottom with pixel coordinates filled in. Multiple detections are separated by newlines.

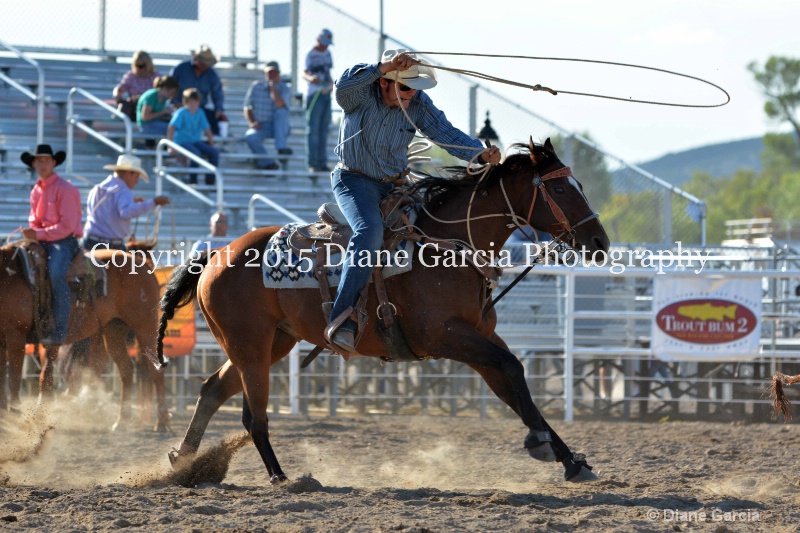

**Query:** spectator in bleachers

left=302, top=29, right=334, bottom=173
left=81, top=154, right=170, bottom=252
left=20, top=145, right=82, bottom=345
left=243, top=61, right=292, bottom=172
left=169, top=45, right=227, bottom=136
left=167, top=88, right=219, bottom=186
left=114, top=51, right=160, bottom=122
left=190, top=211, right=233, bottom=255
left=136, top=75, right=180, bottom=138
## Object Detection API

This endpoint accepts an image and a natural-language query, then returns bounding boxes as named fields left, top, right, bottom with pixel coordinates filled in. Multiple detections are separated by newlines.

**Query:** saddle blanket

left=262, top=223, right=414, bottom=289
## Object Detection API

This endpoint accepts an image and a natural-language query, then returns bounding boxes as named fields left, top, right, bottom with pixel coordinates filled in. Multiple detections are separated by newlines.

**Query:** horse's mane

left=410, top=142, right=555, bottom=208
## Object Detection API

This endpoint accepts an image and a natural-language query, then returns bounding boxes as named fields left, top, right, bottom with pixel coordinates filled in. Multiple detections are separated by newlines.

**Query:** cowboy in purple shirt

left=82, top=154, right=170, bottom=252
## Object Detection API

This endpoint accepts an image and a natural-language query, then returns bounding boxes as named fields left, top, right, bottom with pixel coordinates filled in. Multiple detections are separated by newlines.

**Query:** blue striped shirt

left=334, top=63, right=483, bottom=179
left=243, top=79, right=292, bottom=123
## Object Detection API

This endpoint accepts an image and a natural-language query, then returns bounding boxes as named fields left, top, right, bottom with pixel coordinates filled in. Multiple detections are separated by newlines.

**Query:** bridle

left=523, top=148, right=599, bottom=246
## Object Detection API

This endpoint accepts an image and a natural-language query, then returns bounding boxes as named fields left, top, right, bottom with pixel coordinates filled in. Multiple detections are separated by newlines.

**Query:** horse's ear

left=544, top=137, right=555, bottom=153
left=529, top=136, right=538, bottom=165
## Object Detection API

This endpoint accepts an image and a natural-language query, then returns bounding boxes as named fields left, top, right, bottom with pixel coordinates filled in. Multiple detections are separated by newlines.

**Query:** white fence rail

left=18, top=262, right=800, bottom=423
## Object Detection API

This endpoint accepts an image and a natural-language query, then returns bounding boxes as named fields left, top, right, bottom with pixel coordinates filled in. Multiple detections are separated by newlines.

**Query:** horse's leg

left=143, top=356, right=170, bottom=433
left=170, top=329, right=296, bottom=465
left=6, top=333, right=27, bottom=410
left=134, top=331, right=170, bottom=433
left=238, top=356, right=288, bottom=484
left=438, top=322, right=595, bottom=482
left=101, top=320, right=135, bottom=432
left=37, top=345, right=59, bottom=402
left=0, top=335, right=7, bottom=411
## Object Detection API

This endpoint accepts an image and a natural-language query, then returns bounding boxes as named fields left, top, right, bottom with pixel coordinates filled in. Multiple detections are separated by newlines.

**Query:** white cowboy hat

left=380, top=49, right=437, bottom=91
left=103, top=154, right=149, bottom=182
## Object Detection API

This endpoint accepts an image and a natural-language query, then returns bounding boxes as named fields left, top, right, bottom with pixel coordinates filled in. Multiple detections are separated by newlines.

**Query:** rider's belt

left=337, top=162, right=409, bottom=184
left=86, top=233, right=125, bottom=247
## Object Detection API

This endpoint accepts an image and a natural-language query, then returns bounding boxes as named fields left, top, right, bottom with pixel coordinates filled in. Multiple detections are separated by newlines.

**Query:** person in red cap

left=20, top=145, right=83, bottom=345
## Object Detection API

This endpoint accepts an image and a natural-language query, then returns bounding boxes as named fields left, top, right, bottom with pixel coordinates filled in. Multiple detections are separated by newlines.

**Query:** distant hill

left=617, top=137, right=764, bottom=187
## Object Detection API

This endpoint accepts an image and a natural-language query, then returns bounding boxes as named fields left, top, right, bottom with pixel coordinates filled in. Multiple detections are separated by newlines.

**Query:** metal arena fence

left=16, top=244, right=800, bottom=423
left=0, top=0, right=705, bottom=244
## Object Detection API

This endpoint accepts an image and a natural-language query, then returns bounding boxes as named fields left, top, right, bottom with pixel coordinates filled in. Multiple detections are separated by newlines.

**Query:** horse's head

left=509, top=138, right=610, bottom=259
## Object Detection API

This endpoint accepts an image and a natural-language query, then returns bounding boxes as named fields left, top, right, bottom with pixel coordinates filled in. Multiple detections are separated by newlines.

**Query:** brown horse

left=157, top=139, right=610, bottom=484
left=770, top=372, right=800, bottom=421
left=0, top=246, right=169, bottom=431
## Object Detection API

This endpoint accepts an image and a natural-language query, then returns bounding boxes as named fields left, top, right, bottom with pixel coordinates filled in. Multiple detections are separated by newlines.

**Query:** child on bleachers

left=167, top=88, right=219, bottom=186
left=137, top=75, right=180, bottom=137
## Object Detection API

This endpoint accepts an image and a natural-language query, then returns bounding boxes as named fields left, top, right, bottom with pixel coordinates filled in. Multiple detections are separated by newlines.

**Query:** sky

left=323, top=0, right=797, bottom=163
left=1, top=0, right=797, bottom=163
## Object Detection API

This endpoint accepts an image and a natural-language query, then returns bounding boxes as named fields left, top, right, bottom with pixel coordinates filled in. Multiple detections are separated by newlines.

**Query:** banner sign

left=154, top=266, right=197, bottom=357
left=652, top=275, right=762, bottom=361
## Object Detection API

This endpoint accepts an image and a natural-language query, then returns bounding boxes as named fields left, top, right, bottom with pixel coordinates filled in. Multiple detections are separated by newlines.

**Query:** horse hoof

left=270, top=474, right=288, bottom=485
left=527, top=442, right=557, bottom=462
left=566, top=465, right=599, bottom=483
left=168, top=448, right=194, bottom=470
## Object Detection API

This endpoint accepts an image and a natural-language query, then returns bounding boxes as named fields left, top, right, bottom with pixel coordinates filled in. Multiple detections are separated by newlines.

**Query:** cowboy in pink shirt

left=21, top=145, right=83, bottom=345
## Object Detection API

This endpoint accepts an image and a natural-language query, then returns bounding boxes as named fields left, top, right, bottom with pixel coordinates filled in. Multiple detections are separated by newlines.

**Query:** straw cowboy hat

left=380, top=49, right=437, bottom=91
left=193, top=45, right=218, bottom=67
left=20, top=144, right=66, bottom=168
left=103, top=154, right=149, bottom=182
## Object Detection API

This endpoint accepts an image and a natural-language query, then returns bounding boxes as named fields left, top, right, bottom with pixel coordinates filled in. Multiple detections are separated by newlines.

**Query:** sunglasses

left=392, top=81, right=413, bottom=92
left=135, top=63, right=147, bottom=68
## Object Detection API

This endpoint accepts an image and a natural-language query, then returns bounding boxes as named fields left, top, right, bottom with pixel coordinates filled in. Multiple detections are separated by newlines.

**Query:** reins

left=410, top=51, right=730, bottom=108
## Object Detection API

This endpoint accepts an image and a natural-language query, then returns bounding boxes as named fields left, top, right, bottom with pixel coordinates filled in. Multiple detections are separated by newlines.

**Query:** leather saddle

left=287, top=193, right=418, bottom=257
left=14, top=243, right=108, bottom=343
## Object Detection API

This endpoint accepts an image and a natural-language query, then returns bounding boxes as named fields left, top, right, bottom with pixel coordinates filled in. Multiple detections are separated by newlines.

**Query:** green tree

left=748, top=56, right=800, bottom=141
left=761, top=133, right=800, bottom=177
left=683, top=169, right=776, bottom=244
left=549, top=134, right=612, bottom=208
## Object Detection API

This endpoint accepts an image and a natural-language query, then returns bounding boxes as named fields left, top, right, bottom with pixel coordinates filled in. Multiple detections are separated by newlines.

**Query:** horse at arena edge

left=0, top=245, right=170, bottom=432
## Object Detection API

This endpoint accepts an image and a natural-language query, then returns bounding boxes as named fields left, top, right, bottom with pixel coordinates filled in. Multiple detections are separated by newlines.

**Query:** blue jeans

left=329, top=168, right=394, bottom=331
left=244, top=107, right=290, bottom=168
left=42, top=236, right=80, bottom=343
left=140, top=120, right=168, bottom=137
left=203, top=108, right=220, bottom=135
left=179, top=141, right=220, bottom=184
left=306, top=91, right=331, bottom=169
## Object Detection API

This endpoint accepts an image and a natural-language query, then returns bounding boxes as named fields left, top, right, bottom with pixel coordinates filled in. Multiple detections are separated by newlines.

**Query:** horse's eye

left=554, top=186, right=565, bottom=194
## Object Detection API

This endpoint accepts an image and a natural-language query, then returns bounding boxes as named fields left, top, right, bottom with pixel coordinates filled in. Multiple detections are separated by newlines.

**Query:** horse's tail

left=156, top=251, right=209, bottom=369
left=770, top=372, right=800, bottom=422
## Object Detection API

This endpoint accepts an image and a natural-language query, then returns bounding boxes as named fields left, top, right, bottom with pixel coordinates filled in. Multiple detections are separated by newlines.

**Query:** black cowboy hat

left=20, top=144, right=66, bottom=168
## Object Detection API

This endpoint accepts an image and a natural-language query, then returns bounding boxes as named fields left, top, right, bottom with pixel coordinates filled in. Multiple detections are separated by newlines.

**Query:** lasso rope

left=410, top=51, right=730, bottom=108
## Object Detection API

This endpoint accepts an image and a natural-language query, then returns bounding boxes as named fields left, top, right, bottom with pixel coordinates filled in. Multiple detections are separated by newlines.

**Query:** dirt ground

left=1, top=392, right=799, bottom=533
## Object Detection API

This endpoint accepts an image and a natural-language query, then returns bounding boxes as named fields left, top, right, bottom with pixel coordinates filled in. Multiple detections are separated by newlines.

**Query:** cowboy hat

left=192, top=45, right=218, bottom=67
left=103, top=154, right=149, bottom=182
left=380, top=49, right=437, bottom=91
left=20, top=144, right=66, bottom=168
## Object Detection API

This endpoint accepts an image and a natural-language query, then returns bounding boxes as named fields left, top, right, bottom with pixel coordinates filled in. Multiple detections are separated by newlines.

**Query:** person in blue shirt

left=190, top=211, right=233, bottom=256
left=167, top=88, right=220, bottom=185
left=169, top=45, right=227, bottom=135
left=302, top=29, right=334, bottom=172
left=326, top=49, right=501, bottom=353
left=243, top=61, right=293, bottom=171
